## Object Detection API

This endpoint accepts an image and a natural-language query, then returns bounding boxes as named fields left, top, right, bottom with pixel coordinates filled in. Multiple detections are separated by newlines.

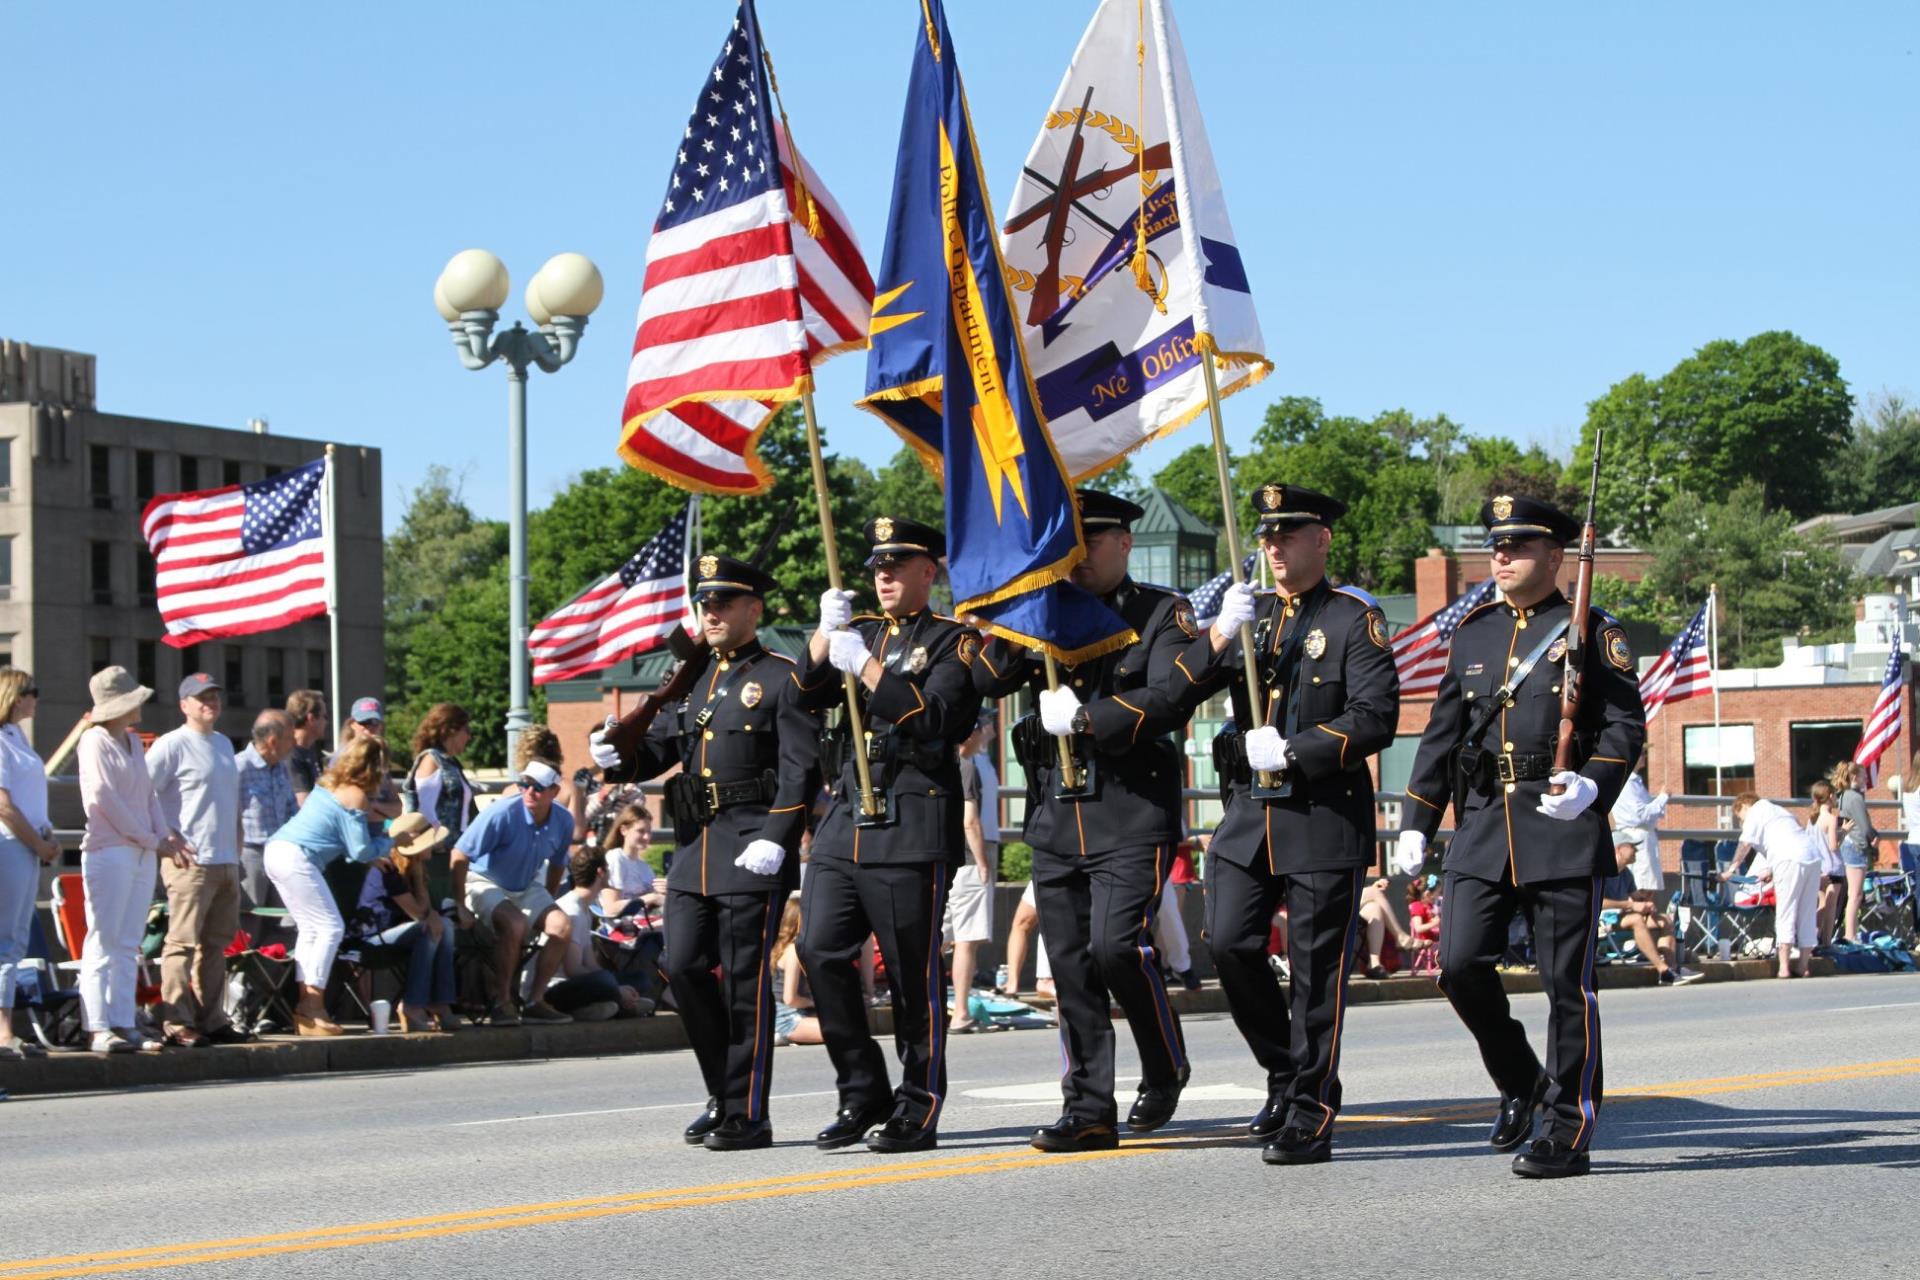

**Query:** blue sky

left=4, top=2, right=1913, bottom=532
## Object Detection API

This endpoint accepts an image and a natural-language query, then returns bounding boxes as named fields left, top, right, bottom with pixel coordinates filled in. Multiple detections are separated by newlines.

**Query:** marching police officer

left=972, top=490, right=1199, bottom=1153
left=1173, top=483, right=1399, bottom=1165
left=799, top=516, right=982, bottom=1154
left=587, top=555, right=818, bottom=1152
left=1396, top=495, right=1646, bottom=1179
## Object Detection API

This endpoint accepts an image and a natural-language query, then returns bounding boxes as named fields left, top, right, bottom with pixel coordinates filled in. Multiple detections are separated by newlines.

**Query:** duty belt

left=1494, top=752, right=1555, bottom=783
left=707, top=776, right=775, bottom=809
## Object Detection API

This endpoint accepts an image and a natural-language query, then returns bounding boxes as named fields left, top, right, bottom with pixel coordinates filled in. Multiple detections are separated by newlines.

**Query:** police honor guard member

left=587, top=556, right=817, bottom=1152
left=972, top=490, right=1198, bottom=1153
left=798, top=516, right=982, bottom=1154
left=1396, top=496, right=1646, bottom=1179
left=1173, top=484, right=1399, bottom=1165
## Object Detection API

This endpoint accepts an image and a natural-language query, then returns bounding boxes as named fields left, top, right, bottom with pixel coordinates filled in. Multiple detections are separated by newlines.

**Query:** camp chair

left=1673, top=840, right=1773, bottom=959
left=322, top=859, right=410, bottom=1024
left=1594, top=908, right=1644, bottom=966
left=1859, top=852, right=1917, bottom=947
left=49, top=872, right=163, bottom=1017
left=14, top=914, right=86, bottom=1050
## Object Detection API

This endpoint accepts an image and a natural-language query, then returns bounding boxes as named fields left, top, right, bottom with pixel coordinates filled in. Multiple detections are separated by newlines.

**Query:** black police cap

left=1076, top=488, right=1145, bottom=530
left=862, top=515, right=945, bottom=569
left=1480, top=494, right=1580, bottom=547
left=1252, top=482, right=1347, bottom=531
left=691, top=553, right=778, bottom=601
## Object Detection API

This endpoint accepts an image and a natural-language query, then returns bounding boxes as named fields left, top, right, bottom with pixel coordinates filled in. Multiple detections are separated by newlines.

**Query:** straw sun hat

left=88, top=666, right=153, bottom=722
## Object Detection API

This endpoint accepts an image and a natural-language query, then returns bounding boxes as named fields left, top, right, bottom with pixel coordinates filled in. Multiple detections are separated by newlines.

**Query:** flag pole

left=1200, top=355, right=1273, bottom=787
left=1709, top=583, right=1724, bottom=818
left=799, top=389, right=880, bottom=819
left=323, top=444, right=343, bottom=748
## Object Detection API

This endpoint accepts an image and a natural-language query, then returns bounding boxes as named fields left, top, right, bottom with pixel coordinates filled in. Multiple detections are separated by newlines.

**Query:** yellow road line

left=7, top=1055, right=1919, bottom=1279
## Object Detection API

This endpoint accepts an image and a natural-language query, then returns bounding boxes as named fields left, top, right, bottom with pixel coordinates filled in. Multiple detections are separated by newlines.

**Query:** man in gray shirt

left=237, top=709, right=300, bottom=947
left=148, top=672, right=247, bottom=1047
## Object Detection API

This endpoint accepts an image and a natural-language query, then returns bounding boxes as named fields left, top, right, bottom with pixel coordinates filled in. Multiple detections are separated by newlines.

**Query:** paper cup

left=369, top=999, right=392, bottom=1034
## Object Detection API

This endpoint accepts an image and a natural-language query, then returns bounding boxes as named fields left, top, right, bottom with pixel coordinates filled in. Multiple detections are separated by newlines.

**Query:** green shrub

left=646, top=843, right=672, bottom=876
left=998, top=841, right=1032, bottom=883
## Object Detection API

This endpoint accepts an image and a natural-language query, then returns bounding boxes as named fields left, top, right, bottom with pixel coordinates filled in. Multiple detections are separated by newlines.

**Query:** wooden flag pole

left=800, top=388, right=881, bottom=818
left=1041, top=653, right=1082, bottom=790
left=1200, top=355, right=1274, bottom=787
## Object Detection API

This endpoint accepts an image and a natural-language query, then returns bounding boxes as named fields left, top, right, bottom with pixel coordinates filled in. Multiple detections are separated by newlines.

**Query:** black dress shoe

left=1260, top=1125, right=1332, bottom=1165
left=203, top=1026, right=256, bottom=1046
left=1511, top=1137, right=1590, bottom=1179
left=1126, top=1066, right=1190, bottom=1133
left=814, top=1102, right=891, bottom=1150
left=683, top=1098, right=723, bottom=1145
left=703, top=1116, right=773, bottom=1151
left=1488, top=1074, right=1548, bottom=1152
left=1247, top=1095, right=1288, bottom=1140
left=1031, top=1115, right=1120, bottom=1153
left=865, top=1116, right=937, bottom=1153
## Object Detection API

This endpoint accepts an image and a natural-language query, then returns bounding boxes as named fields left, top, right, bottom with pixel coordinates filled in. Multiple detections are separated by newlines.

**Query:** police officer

left=587, top=555, right=817, bottom=1152
left=1173, top=483, right=1399, bottom=1165
left=973, top=490, right=1199, bottom=1153
left=1396, top=495, right=1646, bottom=1179
left=799, top=516, right=982, bottom=1154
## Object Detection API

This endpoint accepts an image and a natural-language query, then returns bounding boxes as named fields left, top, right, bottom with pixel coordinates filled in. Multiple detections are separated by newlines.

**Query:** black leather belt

left=707, top=776, right=775, bottom=809
left=1495, top=752, right=1555, bottom=783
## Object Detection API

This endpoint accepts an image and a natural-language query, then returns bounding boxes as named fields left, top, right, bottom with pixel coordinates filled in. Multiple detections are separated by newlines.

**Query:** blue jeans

left=0, top=837, right=37, bottom=1011
left=374, top=917, right=455, bottom=1006
left=544, top=967, right=620, bottom=1013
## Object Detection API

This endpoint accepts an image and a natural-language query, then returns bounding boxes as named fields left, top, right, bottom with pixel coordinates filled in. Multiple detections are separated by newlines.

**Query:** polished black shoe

left=814, top=1102, right=891, bottom=1151
left=1247, top=1094, right=1288, bottom=1140
left=1511, top=1137, right=1590, bottom=1179
left=1488, top=1074, right=1548, bottom=1152
left=1260, top=1125, right=1332, bottom=1165
left=703, top=1116, right=773, bottom=1151
left=1126, top=1066, right=1190, bottom=1133
left=683, top=1098, right=723, bottom=1145
left=1031, top=1115, right=1120, bottom=1153
left=865, top=1116, right=938, bottom=1153
left=203, top=1025, right=256, bottom=1046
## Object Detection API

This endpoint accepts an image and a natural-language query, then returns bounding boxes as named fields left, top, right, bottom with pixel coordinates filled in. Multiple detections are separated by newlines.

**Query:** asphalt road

left=4, top=972, right=1918, bottom=1280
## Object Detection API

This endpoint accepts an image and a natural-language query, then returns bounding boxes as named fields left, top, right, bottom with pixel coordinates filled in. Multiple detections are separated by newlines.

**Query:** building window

left=136, top=553, right=155, bottom=606
left=307, top=649, right=328, bottom=697
left=1178, top=546, right=1215, bottom=591
left=0, top=536, right=12, bottom=598
left=136, top=640, right=158, bottom=692
left=90, top=541, right=113, bottom=605
left=0, top=634, right=14, bottom=669
left=1129, top=544, right=1174, bottom=586
left=224, top=649, right=246, bottom=706
left=0, top=436, right=12, bottom=497
left=182, top=457, right=204, bottom=492
left=1790, top=721, right=1864, bottom=797
left=89, top=445, right=113, bottom=509
left=223, top=459, right=243, bottom=487
left=1683, top=724, right=1755, bottom=796
left=89, top=637, right=113, bottom=675
left=266, top=649, right=287, bottom=704
left=180, top=644, right=203, bottom=681
left=135, top=450, right=157, bottom=503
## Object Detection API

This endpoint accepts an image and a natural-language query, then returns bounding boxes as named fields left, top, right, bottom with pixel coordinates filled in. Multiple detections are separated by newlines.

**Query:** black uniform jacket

left=1401, top=590, right=1648, bottom=886
left=1176, top=579, right=1400, bottom=874
left=973, top=578, right=1201, bottom=857
left=606, top=638, right=816, bottom=896
left=798, top=607, right=981, bottom=866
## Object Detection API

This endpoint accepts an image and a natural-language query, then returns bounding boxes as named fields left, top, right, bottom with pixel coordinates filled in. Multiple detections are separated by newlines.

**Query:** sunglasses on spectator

left=19, top=685, right=37, bottom=697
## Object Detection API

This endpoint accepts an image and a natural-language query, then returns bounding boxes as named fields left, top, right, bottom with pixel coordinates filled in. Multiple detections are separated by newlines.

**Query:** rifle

left=1550, top=428, right=1604, bottom=794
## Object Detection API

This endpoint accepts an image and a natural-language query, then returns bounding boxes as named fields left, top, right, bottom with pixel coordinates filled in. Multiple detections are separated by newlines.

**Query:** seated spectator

left=1407, top=877, right=1441, bottom=973
left=1599, top=843, right=1698, bottom=984
left=348, top=813, right=457, bottom=1031
left=340, top=698, right=402, bottom=820
left=403, top=702, right=476, bottom=849
left=585, top=779, right=648, bottom=846
left=238, top=710, right=300, bottom=947
left=450, top=758, right=575, bottom=1025
left=599, top=804, right=663, bottom=918
left=1734, top=792, right=1824, bottom=979
left=1357, top=877, right=1413, bottom=979
left=772, top=898, right=822, bottom=1046
left=542, top=848, right=650, bottom=1020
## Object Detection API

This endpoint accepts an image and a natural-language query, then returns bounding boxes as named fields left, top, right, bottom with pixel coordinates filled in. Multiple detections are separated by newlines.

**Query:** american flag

left=1184, top=554, right=1258, bottom=628
left=1640, top=599, right=1714, bottom=722
left=1392, top=578, right=1498, bottom=696
left=141, top=459, right=328, bottom=648
left=1853, top=606, right=1907, bottom=787
left=528, top=504, right=695, bottom=686
left=618, top=0, right=873, bottom=496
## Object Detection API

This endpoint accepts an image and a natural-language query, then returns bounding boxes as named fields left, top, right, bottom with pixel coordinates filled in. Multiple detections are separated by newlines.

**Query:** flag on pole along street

left=528, top=503, right=696, bottom=686
left=618, top=0, right=874, bottom=497
left=1639, top=599, right=1714, bottom=722
left=998, top=0, right=1271, bottom=483
left=1185, top=553, right=1257, bottom=628
left=1390, top=578, right=1499, bottom=696
left=1853, top=603, right=1907, bottom=787
left=858, top=0, right=1130, bottom=663
left=141, top=459, right=328, bottom=648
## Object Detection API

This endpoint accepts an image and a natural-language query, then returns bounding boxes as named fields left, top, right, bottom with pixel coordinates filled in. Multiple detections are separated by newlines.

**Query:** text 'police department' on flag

left=1640, top=599, right=1714, bottom=722
left=618, top=0, right=873, bottom=496
left=528, top=503, right=695, bottom=686
left=1390, top=578, right=1498, bottom=696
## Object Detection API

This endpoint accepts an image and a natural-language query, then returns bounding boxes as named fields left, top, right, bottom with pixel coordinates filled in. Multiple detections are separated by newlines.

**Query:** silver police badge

left=906, top=645, right=929, bottom=674
left=1304, top=628, right=1327, bottom=659
left=739, top=681, right=763, bottom=708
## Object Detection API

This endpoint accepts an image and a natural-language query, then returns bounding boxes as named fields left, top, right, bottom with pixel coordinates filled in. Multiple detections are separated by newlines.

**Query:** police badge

left=874, top=516, right=895, bottom=542
left=906, top=646, right=929, bottom=674
left=1261, top=483, right=1285, bottom=511
left=1546, top=636, right=1568, bottom=664
left=740, top=681, right=763, bottom=708
left=698, top=554, right=719, bottom=579
left=1304, top=628, right=1327, bottom=659
left=1491, top=495, right=1514, bottom=521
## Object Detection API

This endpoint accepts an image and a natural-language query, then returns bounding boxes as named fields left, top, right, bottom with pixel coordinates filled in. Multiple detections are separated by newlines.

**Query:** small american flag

left=1640, top=599, right=1713, bottom=722
left=1853, top=604, right=1907, bottom=787
left=141, top=459, right=328, bottom=648
left=528, top=503, right=695, bottom=686
left=618, top=0, right=872, bottom=496
left=1393, top=578, right=1499, bottom=696
left=1184, top=554, right=1258, bottom=628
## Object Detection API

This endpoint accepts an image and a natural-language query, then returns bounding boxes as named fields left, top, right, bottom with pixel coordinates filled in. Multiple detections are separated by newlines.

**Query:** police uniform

left=1401, top=496, right=1646, bottom=1178
left=795, top=517, right=982, bottom=1152
left=1171, top=484, right=1400, bottom=1162
left=600, top=556, right=818, bottom=1151
left=972, top=491, right=1199, bottom=1148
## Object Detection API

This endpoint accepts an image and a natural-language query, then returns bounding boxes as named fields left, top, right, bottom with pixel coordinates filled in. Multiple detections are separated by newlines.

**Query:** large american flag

left=1853, top=607, right=1907, bottom=787
left=1184, top=554, right=1258, bottom=628
left=528, top=504, right=695, bottom=686
left=1392, top=578, right=1498, bottom=696
left=141, top=459, right=328, bottom=648
left=1640, top=599, right=1713, bottom=722
left=618, top=0, right=873, bottom=496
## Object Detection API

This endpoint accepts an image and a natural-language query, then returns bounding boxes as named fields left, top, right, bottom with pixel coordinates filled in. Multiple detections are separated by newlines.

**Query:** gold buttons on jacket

left=701, top=767, right=712, bottom=777
left=703, top=730, right=714, bottom=741
left=1505, top=782, right=1516, bottom=793
left=1509, top=656, right=1519, bottom=667
left=1504, top=741, right=1514, bottom=751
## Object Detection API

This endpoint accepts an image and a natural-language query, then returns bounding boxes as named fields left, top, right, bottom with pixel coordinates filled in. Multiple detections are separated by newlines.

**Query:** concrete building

left=0, top=339, right=383, bottom=758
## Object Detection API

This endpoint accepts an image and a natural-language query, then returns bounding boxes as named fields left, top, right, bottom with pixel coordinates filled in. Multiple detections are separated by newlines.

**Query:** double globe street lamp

left=435, top=249, right=605, bottom=762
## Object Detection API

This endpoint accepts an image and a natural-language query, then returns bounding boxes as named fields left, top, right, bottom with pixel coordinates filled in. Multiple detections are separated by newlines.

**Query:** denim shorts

left=1839, top=842, right=1872, bottom=870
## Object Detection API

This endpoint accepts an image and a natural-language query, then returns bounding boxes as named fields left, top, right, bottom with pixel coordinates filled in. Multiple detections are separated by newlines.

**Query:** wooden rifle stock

left=1551, top=429, right=1605, bottom=793
left=599, top=626, right=713, bottom=764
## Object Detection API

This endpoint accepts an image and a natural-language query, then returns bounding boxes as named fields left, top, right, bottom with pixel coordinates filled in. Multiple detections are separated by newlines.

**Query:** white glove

left=827, top=629, right=873, bottom=676
left=1394, top=830, right=1427, bottom=876
left=1537, top=771, right=1599, bottom=821
left=735, top=839, right=786, bottom=877
left=588, top=714, right=623, bottom=770
left=817, top=588, right=855, bottom=633
left=1244, top=726, right=1289, bottom=772
left=1039, top=686, right=1082, bottom=736
left=1213, top=582, right=1256, bottom=636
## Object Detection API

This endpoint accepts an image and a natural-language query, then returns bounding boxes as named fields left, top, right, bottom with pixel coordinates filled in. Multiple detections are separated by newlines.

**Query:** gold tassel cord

left=758, top=36, right=822, bottom=238
left=1129, top=0, right=1166, bottom=314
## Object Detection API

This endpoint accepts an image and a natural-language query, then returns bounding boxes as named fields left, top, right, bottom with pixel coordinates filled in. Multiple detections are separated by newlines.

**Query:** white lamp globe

left=433, top=274, right=461, bottom=322
left=439, top=249, right=510, bottom=313
left=532, top=253, right=604, bottom=318
left=525, top=275, right=554, bottom=327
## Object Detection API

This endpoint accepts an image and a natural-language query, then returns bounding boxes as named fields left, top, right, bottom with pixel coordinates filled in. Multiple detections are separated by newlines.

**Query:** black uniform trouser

left=662, top=888, right=782, bottom=1124
left=1205, top=855, right=1362, bottom=1137
left=1032, top=842, right=1188, bottom=1124
left=799, top=858, right=950, bottom=1129
left=1438, top=871, right=1604, bottom=1150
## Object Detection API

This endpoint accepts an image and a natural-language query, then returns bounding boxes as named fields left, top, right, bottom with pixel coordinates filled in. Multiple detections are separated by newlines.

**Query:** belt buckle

left=1495, top=753, right=1517, bottom=784
left=705, top=782, right=723, bottom=809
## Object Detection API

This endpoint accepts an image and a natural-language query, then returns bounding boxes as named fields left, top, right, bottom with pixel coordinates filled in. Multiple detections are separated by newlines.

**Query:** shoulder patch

left=1603, top=626, right=1633, bottom=672
left=957, top=633, right=980, bottom=664
left=1332, top=584, right=1382, bottom=610
left=1365, top=609, right=1389, bottom=649
left=1172, top=598, right=1198, bottom=637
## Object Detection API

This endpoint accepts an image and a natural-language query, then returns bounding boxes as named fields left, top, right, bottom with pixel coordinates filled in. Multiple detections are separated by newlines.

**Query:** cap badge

left=1261, top=484, right=1285, bottom=510
left=1491, top=495, right=1514, bottom=521
left=874, top=516, right=895, bottom=542
left=698, top=554, right=719, bottom=578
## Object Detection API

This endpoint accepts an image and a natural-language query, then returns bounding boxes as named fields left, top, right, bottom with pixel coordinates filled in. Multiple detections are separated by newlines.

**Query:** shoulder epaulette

left=759, top=649, right=797, bottom=665
left=1457, top=599, right=1504, bottom=627
left=1133, top=581, right=1181, bottom=598
left=1332, top=584, right=1382, bottom=610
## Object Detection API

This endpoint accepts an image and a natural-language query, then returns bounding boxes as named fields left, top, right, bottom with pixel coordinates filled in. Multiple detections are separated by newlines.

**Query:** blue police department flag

left=858, top=0, right=1130, bottom=663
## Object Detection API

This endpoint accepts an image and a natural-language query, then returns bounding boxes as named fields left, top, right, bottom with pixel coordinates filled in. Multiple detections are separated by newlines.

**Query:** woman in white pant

left=262, top=737, right=393, bottom=1035
left=1733, top=793, right=1823, bottom=979
left=0, top=669, right=60, bottom=1060
left=77, top=667, right=193, bottom=1053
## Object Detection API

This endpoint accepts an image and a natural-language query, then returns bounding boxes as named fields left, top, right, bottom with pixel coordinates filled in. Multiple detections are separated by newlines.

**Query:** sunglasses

left=20, top=685, right=38, bottom=697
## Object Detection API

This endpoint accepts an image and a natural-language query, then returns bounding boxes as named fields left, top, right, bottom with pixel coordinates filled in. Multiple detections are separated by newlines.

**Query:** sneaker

left=570, top=1001, right=620, bottom=1022
left=1670, top=967, right=1705, bottom=985
left=113, top=1027, right=163, bottom=1054
left=488, top=1003, right=522, bottom=1027
left=521, top=1001, right=573, bottom=1024
left=91, top=1031, right=136, bottom=1055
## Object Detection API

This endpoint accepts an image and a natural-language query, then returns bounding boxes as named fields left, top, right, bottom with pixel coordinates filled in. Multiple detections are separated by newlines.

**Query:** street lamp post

left=435, top=248, right=604, bottom=765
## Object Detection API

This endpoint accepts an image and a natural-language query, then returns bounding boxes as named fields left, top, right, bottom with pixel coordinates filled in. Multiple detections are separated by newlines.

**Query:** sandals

left=291, top=1012, right=346, bottom=1037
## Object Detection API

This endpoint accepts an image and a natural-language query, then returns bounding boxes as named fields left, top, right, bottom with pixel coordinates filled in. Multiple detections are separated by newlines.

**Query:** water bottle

left=995, top=963, right=1010, bottom=991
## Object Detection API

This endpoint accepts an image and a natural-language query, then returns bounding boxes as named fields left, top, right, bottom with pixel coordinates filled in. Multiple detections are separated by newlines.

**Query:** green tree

left=869, top=444, right=945, bottom=530
left=1834, top=391, right=1920, bottom=512
left=1150, top=441, right=1226, bottom=528
left=399, top=563, right=523, bottom=769
left=383, top=467, right=506, bottom=704
left=527, top=464, right=689, bottom=621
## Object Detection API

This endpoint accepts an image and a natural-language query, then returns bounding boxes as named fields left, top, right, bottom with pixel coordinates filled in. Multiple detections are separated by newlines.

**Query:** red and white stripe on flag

left=1640, top=600, right=1713, bottom=722
left=528, top=503, right=695, bottom=686
left=1392, top=579, right=1497, bottom=696
left=1853, top=642, right=1906, bottom=787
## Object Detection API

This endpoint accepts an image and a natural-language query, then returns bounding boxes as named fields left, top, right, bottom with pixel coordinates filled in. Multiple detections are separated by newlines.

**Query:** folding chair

left=321, top=860, right=410, bottom=1024
left=15, top=914, right=86, bottom=1050
left=49, top=872, right=164, bottom=1030
left=1860, top=853, right=1917, bottom=947
left=1673, top=840, right=1773, bottom=959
